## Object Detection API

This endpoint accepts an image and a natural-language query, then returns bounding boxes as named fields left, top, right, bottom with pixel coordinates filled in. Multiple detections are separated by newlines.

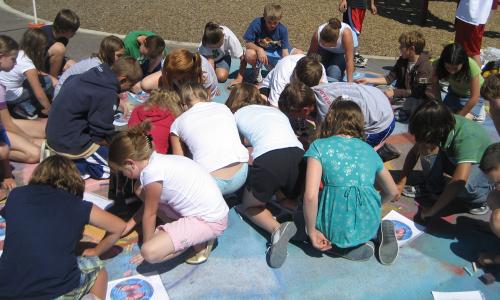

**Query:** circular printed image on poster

left=110, top=278, right=154, bottom=300
left=0, top=216, right=6, bottom=237
left=391, top=220, right=412, bottom=241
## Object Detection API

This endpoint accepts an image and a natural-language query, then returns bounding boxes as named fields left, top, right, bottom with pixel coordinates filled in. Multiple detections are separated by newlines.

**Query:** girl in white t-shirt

left=170, top=82, right=249, bottom=195
left=226, top=83, right=304, bottom=269
left=109, top=122, right=229, bottom=265
left=198, top=22, right=245, bottom=85
left=0, top=29, right=53, bottom=119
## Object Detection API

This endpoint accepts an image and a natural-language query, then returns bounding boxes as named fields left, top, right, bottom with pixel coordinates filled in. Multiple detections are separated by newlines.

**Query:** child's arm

left=342, top=29, right=355, bottom=82
left=170, top=134, right=185, bottom=156
left=83, top=205, right=126, bottom=257
left=246, top=41, right=269, bottom=66
left=375, top=167, right=399, bottom=203
left=370, top=0, right=378, bottom=15
left=24, top=69, right=51, bottom=114
left=355, top=76, right=388, bottom=85
left=303, top=157, right=332, bottom=251
left=431, top=69, right=442, bottom=101
left=420, top=162, right=472, bottom=219
left=47, top=42, right=66, bottom=78
left=141, top=71, right=161, bottom=92
left=1, top=153, right=15, bottom=191
left=142, top=182, right=162, bottom=243
left=458, top=74, right=481, bottom=117
left=395, top=144, right=420, bottom=198
left=339, top=0, right=348, bottom=13
left=307, top=31, right=320, bottom=55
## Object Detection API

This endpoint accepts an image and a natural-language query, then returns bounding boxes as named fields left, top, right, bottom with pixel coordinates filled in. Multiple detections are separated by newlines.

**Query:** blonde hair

left=29, top=156, right=85, bottom=198
left=319, top=18, right=341, bottom=44
left=263, top=3, right=282, bottom=20
left=320, top=98, right=364, bottom=139
left=482, top=74, right=500, bottom=101
left=109, top=122, right=154, bottom=167
left=160, top=49, right=203, bottom=90
left=179, top=82, right=210, bottom=107
left=226, top=83, right=267, bottom=112
left=146, top=89, right=183, bottom=117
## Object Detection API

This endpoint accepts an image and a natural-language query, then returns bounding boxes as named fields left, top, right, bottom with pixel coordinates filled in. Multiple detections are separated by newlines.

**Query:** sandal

left=185, top=239, right=215, bottom=265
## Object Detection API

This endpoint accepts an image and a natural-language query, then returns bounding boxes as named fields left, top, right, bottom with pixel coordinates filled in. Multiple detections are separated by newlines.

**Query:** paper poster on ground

left=383, top=210, right=425, bottom=247
left=432, top=291, right=485, bottom=300
left=83, top=192, right=114, bottom=211
left=106, top=273, right=169, bottom=300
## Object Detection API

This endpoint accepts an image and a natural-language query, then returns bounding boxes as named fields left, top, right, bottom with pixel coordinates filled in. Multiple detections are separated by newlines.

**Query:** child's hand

left=309, top=229, right=332, bottom=251
left=355, top=77, right=370, bottom=85
left=257, top=49, right=269, bottom=66
left=338, top=0, right=347, bottom=13
left=82, top=248, right=99, bottom=257
left=130, top=253, right=144, bottom=265
left=2, top=178, right=16, bottom=191
left=384, top=88, right=394, bottom=99
left=370, top=4, right=377, bottom=15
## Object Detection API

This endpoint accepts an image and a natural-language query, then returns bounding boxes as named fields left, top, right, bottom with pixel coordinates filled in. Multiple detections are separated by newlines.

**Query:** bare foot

left=478, top=252, right=500, bottom=266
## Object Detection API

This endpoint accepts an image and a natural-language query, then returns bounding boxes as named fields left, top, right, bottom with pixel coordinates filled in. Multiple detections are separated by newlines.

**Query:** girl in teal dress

left=303, top=99, right=399, bottom=264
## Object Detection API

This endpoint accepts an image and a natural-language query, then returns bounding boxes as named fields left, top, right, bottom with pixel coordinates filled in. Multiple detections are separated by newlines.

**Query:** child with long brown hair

left=128, top=89, right=182, bottom=154
left=110, top=122, right=229, bottom=265
left=303, top=99, right=399, bottom=264
left=0, top=156, right=125, bottom=299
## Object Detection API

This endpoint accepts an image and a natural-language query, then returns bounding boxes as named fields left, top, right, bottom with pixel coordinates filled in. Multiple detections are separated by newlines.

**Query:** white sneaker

left=253, top=68, right=263, bottom=83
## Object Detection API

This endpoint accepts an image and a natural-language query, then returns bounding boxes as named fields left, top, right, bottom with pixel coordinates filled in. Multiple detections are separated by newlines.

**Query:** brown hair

left=179, top=82, right=210, bottom=106
left=109, top=122, right=154, bottom=167
left=320, top=98, right=364, bottom=139
left=480, top=143, right=500, bottom=173
left=263, top=4, right=282, bottom=20
left=398, top=31, right=426, bottom=55
left=160, top=49, right=203, bottom=90
left=20, top=28, right=48, bottom=71
left=146, top=89, right=183, bottom=117
left=409, top=101, right=455, bottom=146
left=52, top=9, right=80, bottom=34
left=226, top=83, right=267, bottom=112
left=294, top=55, right=323, bottom=87
left=481, top=74, right=500, bottom=101
left=202, top=22, right=224, bottom=46
left=97, top=35, right=124, bottom=66
left=111, top=56, right=143, bottom=85
left=319, top=18, right=341, bottom=44
left=29, top=156, right=85, bottom=198
left=0, top=35, right=19, bottom=55
left=144, top=35, right=165, bottom=58
left=278, top=82, right=316, bottom=113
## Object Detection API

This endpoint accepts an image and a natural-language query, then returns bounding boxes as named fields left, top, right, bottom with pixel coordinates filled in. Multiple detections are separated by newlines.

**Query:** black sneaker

left=468, top=203, right=490, bottom=215
left=377, top=143, right=401, bottom=162
left=327, top=241, right=375, bottom=261
left=377, top=220, right=399, bottom=265
left=267, top=221, right=297, bottom=268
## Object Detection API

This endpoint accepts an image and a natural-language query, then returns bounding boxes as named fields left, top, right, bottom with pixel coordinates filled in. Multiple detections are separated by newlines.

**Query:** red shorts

left=343, top=7, right=366, bottom=35
left=454, top=17, right=485, bottom=56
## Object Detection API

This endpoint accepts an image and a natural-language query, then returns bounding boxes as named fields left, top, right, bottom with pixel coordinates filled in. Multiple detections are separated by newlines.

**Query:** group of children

left=0, top=2, right=499, bottom=299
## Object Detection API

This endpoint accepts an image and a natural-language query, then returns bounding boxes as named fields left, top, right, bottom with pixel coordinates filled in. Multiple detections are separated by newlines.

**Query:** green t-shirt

left=441, top=115, right=492, bottom=164
left=433, top=57, right=484, bottom=97
left=123, top=30, right=156, bottom=60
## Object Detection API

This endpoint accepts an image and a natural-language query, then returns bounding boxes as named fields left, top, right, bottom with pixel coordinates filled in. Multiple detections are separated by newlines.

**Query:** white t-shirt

left=200, top=56, right=219, bottom=98
left=312, top=82, right=394, bottom=134
left=198, top=26, right=244, bottom=62
left=0, top=50, right=36, bottom=102
left=140, top=152, right=228, bottom=222
left=170, top=102, right=249, bottom=172
left=234, top=105, right=303, bottom=159
left=261, top=54, right=327, bottom=107
left=317, top=22, right=358, bottom=54
left=456, top=0, right=493, bottom=25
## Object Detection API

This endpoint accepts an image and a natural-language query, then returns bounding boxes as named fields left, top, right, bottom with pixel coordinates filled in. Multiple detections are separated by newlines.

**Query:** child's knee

left=141, top=242, right=167, bottom=264
left=25, top=147, right=41, bottom=164
left=245, top=50, right=258, bottom=64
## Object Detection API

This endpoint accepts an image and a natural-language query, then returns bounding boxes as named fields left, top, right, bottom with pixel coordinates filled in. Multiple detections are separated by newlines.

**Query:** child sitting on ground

left=109, top=123, right=229, bottom=265
left=140, top=35, right=166, bottom=78
left=396, top=101, right=493, bottom=218
left=260, top=54, right=327, bottom=107
left=140, top=49, right=219, bottom=98
left=0, top=29, right=53, bottom=119
left=128, top=89, right=182, bottom=154
left=170, top=82, right=249, bottom=195
left=46, top=57, right=142, bottom=179
left=54, top=35, right=125, bottom=98
left=198, top=22, right=245, bottom=85
left=226, top=83, right=304, bottom=268
left=356, top=31, right=434, bottom=116
left=123, top=30, right=157, bottom=62
left=0, top=156, right=126, bottom=299
left=304, top=99, right=399, bottom=264
left=41, top=9, right=80, bottom=77
left=477, top=143, right=500, bottom=266
left=481, top=74, right=500, bottom=134
left=243, top=3, right=297, bottom=83
left=432, top=43, right=486, bottom=122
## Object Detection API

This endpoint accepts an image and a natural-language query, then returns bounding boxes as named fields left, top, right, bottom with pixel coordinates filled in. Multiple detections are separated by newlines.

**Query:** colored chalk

left=463, top=266, right=473, bottom=276
left=472, top=262, right=477, bottom=273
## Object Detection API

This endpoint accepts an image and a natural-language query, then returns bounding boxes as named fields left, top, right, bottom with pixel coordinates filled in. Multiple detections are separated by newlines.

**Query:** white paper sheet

left=106, top=273, right=169, bottom=300
left=382, top=210, right=425, bottom=246
left=432, top=291, right=485, bottom=300
left=83, top=192, right=114, bottom=210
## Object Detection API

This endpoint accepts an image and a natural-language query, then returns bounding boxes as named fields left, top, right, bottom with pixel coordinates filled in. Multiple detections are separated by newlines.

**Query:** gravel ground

left=5, top=0, right=500, bottom=58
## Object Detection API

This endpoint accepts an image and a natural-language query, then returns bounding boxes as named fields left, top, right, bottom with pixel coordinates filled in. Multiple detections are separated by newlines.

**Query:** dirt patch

left=6, top=0, right=500, bottom=58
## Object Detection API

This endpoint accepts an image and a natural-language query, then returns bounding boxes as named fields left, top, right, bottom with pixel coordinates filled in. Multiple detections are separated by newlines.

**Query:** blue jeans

left=213, top=163, right=248, bottom=195
left=7, top=76, right=53, bottom=118
left=442, top=88, right=484, bottom=117
left=318, top=48, right=347, bottom=82
left=365, top=118, right=396, bottom=147
left=421, top=150, right=492, bottom=206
